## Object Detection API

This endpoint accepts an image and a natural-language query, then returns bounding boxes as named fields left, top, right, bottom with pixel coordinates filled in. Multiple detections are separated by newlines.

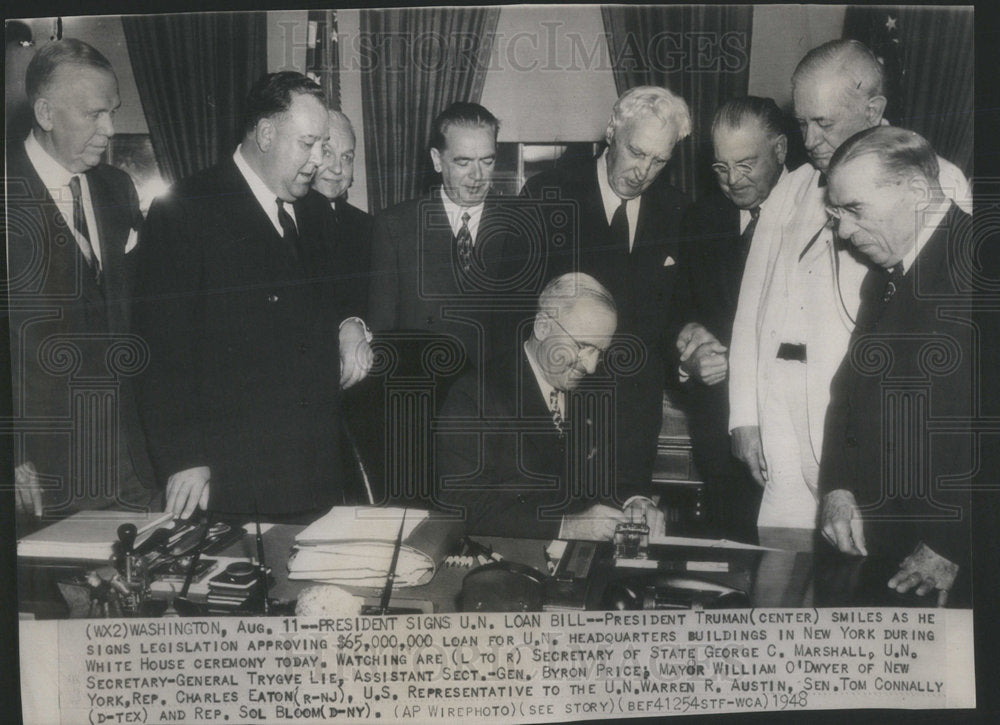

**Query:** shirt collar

left=524, top=340, right=563, bottom=410
left=596, top=151, right=642, bottom=251
left=901, top=200, right=952, bottom=274
left=439, top=187, right=484, bottom=237
left=739, top=166, right=788, bottom=232
left=596, top=150, right=641, bottom=222
left=25, top=130, right=76, bottom=190
left=233, top=145, right=290, bottom=233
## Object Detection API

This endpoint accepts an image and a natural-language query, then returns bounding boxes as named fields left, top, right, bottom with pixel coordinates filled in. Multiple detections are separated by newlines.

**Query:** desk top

left=19, top=525, right=963, bottom=618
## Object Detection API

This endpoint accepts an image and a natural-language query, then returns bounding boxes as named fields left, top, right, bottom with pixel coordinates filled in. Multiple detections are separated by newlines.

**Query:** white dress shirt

left=25, top=131, right=103, bottom=266
left=596, top=151, right=641, bottom=251
left=233, top=145, right=295, bottom=235
left=440, top=188, right=485, bottom=243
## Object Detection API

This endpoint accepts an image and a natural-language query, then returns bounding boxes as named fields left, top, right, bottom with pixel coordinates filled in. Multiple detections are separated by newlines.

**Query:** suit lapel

left=419, top=194, right=460, bottom=296
left=215, top=159, right=301, bottom=281
left=11, top=144, right=105, bottom=306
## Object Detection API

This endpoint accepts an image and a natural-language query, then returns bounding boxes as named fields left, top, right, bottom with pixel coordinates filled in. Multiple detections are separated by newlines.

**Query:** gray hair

left=792, top=39, right=885, bottom=103
left=328, top=109, right=357, bottom=145
left=25, top=38, right=115, bottom=105
left=828, top=126, right=940, bottom=187
left=609, top=86, right=692, bottom=141
left=537, top=273, right=617, bottom=319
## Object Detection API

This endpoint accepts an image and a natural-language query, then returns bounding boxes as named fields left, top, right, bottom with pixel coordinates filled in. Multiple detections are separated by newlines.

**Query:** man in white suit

left=727, top=39, right=969, bottom=530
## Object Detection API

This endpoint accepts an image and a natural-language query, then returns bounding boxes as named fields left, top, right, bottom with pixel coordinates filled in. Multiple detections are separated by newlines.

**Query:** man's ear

left=255, top=118, right=275, bottom=153
left=908, top=174, right=932, bottom=208
left=430, top=147, right=443, bottom=173
left=864, top=95, right=888, bottom=126
left=533, top=312, right=551, bottom=342
left=773, top=134, right=788, bottom=167
left=33, top=98, right=54, bottom=132
left=604, top=123, right=615, bottom=148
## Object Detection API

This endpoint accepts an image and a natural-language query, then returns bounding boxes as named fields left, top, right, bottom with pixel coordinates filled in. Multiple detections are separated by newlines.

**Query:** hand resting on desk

left=822, top=489, right=957, bottom=607
left=165, top=466, right=210, bottom=519
left=558, top=500, right=665, bottom=541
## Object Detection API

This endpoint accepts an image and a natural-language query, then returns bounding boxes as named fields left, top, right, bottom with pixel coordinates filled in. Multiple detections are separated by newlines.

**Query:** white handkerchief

left=124, top=228, right=139, bottom=254
left=663, top=255, right=676, bottom=267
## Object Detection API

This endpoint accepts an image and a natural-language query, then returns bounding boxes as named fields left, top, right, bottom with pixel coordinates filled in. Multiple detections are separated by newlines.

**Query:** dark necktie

left=856, top=263, right=905, bottom=331
left=549, top=389, right=564, bottom=438
left=741, top=206, right=760, bottom=256
left=69, top=175, right=102, bottom=286
left=456, top=211, right=472, bottom=272
left=276, top=198, right=302, bottom=262
left=610, top=198, right=629, bottom=253
left=883, top=262, right=905, bottom=303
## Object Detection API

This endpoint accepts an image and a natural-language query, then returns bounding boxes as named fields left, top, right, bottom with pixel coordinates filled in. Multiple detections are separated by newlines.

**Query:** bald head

left=791, top=40, right=887, bottom=172
left=530, top=273, right=617, bottom=392
left=313, top=109, right=357, bottom=201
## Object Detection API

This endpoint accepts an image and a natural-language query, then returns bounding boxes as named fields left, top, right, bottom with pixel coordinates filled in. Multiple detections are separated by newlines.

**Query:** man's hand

left=676, top=322, right=716, bottom=360
left=339, top=319, right=373, bottom=389
left=730, top=425, right=768, bottom=487
left=682, top=340, right=729, bottom=385
left=165, top=466, right=210, bottom=519
left=887, top=542, right=958, bottom=607
left=14, top=462, right=43, bottom=517
left=820, top=489, right=867, bottom=556
left=560, top=503, right=628, bottom=541
left=623, top=497, right=666, bottom=537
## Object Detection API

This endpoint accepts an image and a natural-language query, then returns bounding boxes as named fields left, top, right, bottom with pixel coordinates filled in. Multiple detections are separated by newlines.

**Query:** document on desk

left=288, top=507, right=459, bottom=587
left=650, top=533, right=778, bottom=551
left=16, top=510, right=174, bottom=562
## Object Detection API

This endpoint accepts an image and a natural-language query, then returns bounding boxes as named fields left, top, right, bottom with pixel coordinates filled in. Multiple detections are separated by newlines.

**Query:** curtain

left=601, top=5, right=753, bottom=200
left=359, top=8, right=501, bottom=213
left=307, top=10, right=341, bottom=111
left=843, top=6, right=973, bottom=175
left=122, top=12, right=267, bottom=183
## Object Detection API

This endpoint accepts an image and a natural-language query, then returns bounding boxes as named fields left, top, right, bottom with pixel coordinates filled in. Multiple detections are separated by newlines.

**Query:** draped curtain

left=601, top=5, right=753, bottom=200
left=843, top=6, right=973, bottom=175
left=360, top=8, right=501, bottom=212
left=122, top=12, right=267, bottom=183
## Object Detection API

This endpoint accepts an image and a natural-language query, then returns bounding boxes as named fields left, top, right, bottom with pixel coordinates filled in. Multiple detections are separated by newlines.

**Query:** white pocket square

left=663, top=256, right=676, bottom=267
left=125, top=228, right=139, bottom=254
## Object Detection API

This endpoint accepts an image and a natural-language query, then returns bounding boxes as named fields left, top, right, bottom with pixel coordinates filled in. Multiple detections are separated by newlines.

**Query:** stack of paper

left=17, top=510, right=174, bottom=562
left=287, top=507, right=454, bottom=588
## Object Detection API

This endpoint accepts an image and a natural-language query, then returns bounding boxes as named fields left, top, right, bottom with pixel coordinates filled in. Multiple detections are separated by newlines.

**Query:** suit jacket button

left=299, top=343, right=308, bottom=354
left=426, top=316, right=435, bottom=326
left=267, top=294, right=279, bottom=303
left=299, top=398, right=309, bottom=408
left=846, top=435, right=858, bottom=447
left=516, top=494, right=527, bottom=504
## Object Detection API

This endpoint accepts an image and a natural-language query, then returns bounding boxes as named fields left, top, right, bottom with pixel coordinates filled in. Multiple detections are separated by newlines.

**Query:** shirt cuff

left=339, top=316, right=373, bottom=343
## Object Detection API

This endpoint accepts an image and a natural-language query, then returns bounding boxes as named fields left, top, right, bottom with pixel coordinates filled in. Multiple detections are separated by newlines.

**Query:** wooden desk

left=19, top=524, right=962, bottom=617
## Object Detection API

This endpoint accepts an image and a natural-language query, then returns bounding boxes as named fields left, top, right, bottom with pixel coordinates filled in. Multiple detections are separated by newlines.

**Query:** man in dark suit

left=132, top=72, right=372, bottom=521
left=312, top=109, right=373, bottom=318
left=311, top=109, right=378, bottom=503
left=671, top=97, right=788, bottom=541
left=819, top=126, right=973, bottom=606
left=7, top=39, right=155, bottom=529
left=521, top=86, right=691, bottom=503
left=436, top=273, right=664, bottom=539
left=368, top=102, right=515, bottom=380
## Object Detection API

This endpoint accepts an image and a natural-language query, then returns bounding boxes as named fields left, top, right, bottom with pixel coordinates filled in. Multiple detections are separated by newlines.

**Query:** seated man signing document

left=435, top=273, right=663, bottom=541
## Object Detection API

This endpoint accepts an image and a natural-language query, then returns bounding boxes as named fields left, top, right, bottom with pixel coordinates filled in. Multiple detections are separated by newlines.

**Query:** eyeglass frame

left=711, top=159, right=757, bottom=181
left=544, top=313, right=605, bottom=366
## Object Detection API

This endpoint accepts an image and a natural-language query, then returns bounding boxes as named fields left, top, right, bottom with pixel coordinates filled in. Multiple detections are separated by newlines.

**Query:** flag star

left=885, top=16, right=897, bottom=31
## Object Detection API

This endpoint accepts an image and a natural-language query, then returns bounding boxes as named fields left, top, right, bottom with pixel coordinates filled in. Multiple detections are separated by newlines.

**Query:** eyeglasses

left=546, top=314, right=604, bottom=365
left=711, top=160, right=756, bottom=181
